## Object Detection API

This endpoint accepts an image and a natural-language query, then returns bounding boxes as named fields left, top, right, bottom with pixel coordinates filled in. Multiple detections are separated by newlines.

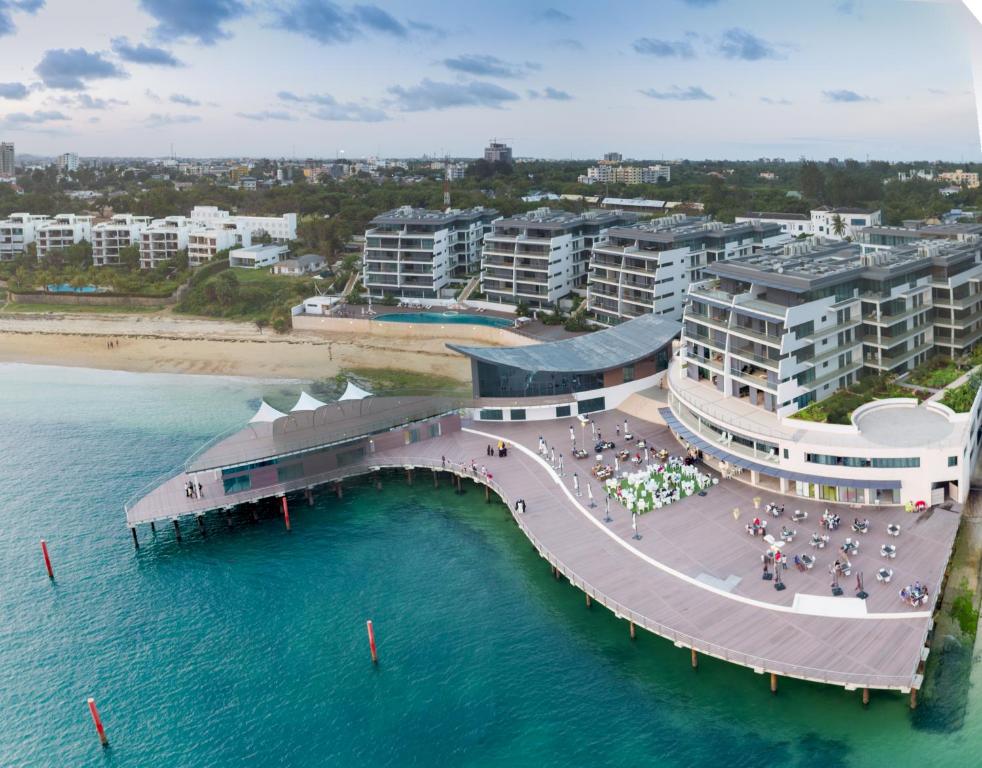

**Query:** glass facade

left=475, top=360, right=605, bottom=398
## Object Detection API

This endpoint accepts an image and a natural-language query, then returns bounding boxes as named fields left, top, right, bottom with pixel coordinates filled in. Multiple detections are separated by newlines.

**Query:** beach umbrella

left=587, top=483, right=595, bottom=507
left=604, top=495, right=611, bottom=522
left=632, top=512, right=641, bottom=540
left=614, top=456, right=619, bottom=472
left=573, top=472, right=580, bottom=496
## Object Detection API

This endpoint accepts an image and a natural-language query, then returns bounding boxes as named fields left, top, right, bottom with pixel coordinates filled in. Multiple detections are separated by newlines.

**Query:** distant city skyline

left=0, top=0, right=980, bottom=161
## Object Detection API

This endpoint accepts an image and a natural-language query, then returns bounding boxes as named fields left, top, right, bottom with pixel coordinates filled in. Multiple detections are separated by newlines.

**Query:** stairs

left=457, top=275, right=480, bottom=303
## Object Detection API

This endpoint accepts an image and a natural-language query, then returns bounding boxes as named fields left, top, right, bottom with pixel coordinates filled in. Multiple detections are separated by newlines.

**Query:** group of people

left=184, top=479, right=202, bottom=499
left=820, top=510, right=841, bottom=530
left=746, top=516, right=768, bottom=536
left=105, top=338, right=120, bottom=350
left=486, top=440, right=508, bottom=458
left=900, top=582, right=929, bottom=607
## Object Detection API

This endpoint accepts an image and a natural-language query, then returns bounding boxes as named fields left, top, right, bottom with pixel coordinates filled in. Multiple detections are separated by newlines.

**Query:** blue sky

left=0, top=0, right=979, bottom=160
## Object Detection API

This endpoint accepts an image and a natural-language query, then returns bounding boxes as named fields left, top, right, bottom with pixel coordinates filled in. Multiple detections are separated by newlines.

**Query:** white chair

left=877, top=568, right=893, bottom=583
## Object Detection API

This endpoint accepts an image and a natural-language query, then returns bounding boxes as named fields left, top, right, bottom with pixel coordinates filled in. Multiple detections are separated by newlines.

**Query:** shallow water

left=0, top=363, right=979, bottom=767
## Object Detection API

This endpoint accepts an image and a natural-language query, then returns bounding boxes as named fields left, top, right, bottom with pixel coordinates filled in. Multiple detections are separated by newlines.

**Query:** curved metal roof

left=448, top=314, right=681, bottom=374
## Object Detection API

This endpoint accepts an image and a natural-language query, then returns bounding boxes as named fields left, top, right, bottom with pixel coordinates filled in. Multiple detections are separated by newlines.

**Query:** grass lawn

left=0, top=302, right=164, bottom=314
left=311, top=367, right=470, bottom=399
left=908, top=356, right=967, bottom=389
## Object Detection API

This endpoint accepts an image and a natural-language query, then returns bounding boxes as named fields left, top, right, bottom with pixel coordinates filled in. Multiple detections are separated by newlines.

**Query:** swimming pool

left=46, top=283, right=101, bottom=294
left=375, top=312, right=514, bottom=328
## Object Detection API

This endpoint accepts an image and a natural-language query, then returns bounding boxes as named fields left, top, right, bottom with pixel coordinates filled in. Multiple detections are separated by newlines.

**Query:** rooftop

left=370, top=205, right=498, bottom=227
left=741, top=211, right=809, bottom=221
left=491, top=207, right=630, bottom=230
left=448, top=313, right=681, bottom=373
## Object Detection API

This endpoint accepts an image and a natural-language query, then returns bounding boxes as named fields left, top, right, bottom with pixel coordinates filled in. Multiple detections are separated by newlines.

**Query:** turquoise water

left=45, top=283, right=100, bottom=293
left=1, top=363, right=980, bottom=767
left=375, top=311, right=513, bottom=328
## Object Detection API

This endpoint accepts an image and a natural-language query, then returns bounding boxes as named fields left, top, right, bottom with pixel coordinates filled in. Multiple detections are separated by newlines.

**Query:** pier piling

left=770, top=673, right=778, bottom=694
left=197, top=515, right=206, bottom=535
left=375, top=473, right=382, bottom=491
left=485, top=484, right=491, bottom=502
left=433, top=469, right=439, bottom=488
left=366, top=619, right=378, bottom=664
left=406, top=468, right=413, bottom=485
left=691, top=649, right=698, bottom=669
left=130, top=527, right=139, bottom=550
left=149, top=521, right=156, bottom=534
left=172, top=519, right=182, bottom=541
left=862, top=687, right=870, bottom=706
left=629, top=621, right=636, bottom=641
left=306, top=487, right=314, bottom=506
left=41, top=539, right=54, bottom=579
left=87, top=698, right=108, bottom=748
left=281, top=496, right=291, bottom=531
left=227, top=510, right=234, bottom=528
left=585, top=594, right=592, bottom=608
left=910, top=688, right=918, bottom=709
left=334, top=483, right=343, bottom=499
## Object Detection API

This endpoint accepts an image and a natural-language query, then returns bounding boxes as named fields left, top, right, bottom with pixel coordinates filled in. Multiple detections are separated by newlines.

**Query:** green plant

left=950, top=578, right=979, bottom=637
left=515, top=301, right=530, bottom=318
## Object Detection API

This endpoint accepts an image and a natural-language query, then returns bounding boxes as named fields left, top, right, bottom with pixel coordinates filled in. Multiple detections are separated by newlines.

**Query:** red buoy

left=41, top=539, right=53, bottom=579
left=366, top=619, right=378, bottom=664
left=87, top=698, right=108, bottom=747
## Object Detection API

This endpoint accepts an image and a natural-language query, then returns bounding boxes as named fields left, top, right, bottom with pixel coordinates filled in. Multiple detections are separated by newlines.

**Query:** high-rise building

left=0, top=142, right=14, bottom=177
left=484, top=141, right=513, bottom=165
left=602, top=152, right=623, bottom=163
left=56, top=152, right=79, bottom=173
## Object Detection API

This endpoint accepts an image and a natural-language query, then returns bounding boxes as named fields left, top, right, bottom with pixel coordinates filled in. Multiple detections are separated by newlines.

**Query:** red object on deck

left=281, top=496, right=291, bottom=531
left=41, top=539, right=53, bottom=579
left=87, top=698, right=108, bottom=747
left=367, top=619, right=378, bottom=663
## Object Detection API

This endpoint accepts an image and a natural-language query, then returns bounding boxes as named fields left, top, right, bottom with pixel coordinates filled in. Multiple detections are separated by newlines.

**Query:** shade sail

left=339, top=381, right=372, bottom=401
left=292, top=391, right=327, bottom=412
left=249, top=401, right=287, bottom=423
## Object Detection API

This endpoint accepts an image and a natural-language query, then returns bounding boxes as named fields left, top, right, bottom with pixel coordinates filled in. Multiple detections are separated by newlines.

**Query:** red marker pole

left=281, top=496, right=291, bottom=531
left=366, top=620, right=378, bottom=664
left=87, top=698, right=109, bottom=747
left=40, top=539, right=53, bottom=579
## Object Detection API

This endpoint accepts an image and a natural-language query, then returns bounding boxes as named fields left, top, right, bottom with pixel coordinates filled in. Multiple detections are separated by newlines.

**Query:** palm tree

left=831, top=214, right=847, bottom=238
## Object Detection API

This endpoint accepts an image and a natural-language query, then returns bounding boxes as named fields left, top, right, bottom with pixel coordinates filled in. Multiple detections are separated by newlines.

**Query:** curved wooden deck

left=126, top=413, right=959, bottom=695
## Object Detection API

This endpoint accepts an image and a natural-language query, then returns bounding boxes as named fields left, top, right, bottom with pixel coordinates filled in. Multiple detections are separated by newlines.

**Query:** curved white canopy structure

left=291, top=391, right=328, bottom=412
left=339, top=381, right=372, bottom=401
left=249, top=401, right=287, bottom=423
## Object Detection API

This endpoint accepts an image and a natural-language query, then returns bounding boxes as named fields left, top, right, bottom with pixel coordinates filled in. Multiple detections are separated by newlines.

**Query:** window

left=480, top=409, right=503, bottom=420
left=510, top=409, right=527, bottom=420
left=277, top=463, right=305, bottom=483
left=428, top=422, right=441, bottom=438
left=555, top=405, right=571, bottom=418
left=623, top=364, right=635, bottom=383
left=336, top=447, right=365, bottom=467
left=223, top=475, right=251, bottom=494
left=404, top=428, right=421, bottom=445
left=948, top=456, right=958, bottom=467
left=577, top=396, right=605, bottom=415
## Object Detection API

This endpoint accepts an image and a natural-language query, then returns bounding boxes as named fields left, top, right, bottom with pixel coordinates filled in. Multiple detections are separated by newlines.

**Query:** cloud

left=539, top=8, right=572, bottom=22
left=236, top=110, right=296, bottom=121
left=553, top=38, right=584, bottom=50
left=140, top=0, right=246, bottom=44
left=528, top=86, right=572, bottom=101
left=406, top=20, right=446, bottom=38
left=633, top=37, right=696, bottom=58
left=927, top=88, right=946, bottom=95
left=640, top=85, right=714, bottom=101
left=387, top=79, right=520, bottom=111
left=681, top=0, right=721, bottom=5
left=823, top=89, right=876, bottom=103
left=0, top=81, right=28, bottom=99
left=718, top=28, right=781, bottom=60
left=351, top=4, right=406, bottom=37
left=1, top=109, right=68, bottom=127
left=35, top=48, right=128, bottom=90
left=0, top=0, right=44, bottom=38
left=145, top=113, right=202, bottom=127
left=170, top=93, right=201, bottom=106
left=835, top=1, right=857, bottom=14
left=111, top=37, right=182, bottom=67
left=443, top=54, right=535, bottom=79
left=276, top=90, right=387, bottom=121
left=271, top=0, right=359, bottom=43
left=144, top=88, right=161, bottom=102
left=760, top=96, right=791, bottom=105
left=74, top=93, right=127, bottom=109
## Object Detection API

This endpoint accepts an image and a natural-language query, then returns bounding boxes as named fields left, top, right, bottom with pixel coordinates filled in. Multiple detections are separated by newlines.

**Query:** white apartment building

left=588, top=215, right=788, bottom=325
left=583, top=164, right=671, bottom=185
left=190, top=206, right=297, bottom=242
left=736, top=207, right=882, bottom=241
left=139, top=216, right=196, bottom=269
left=363, top=206, right=498, bottom=300
left=56, top=152, right=79, bottom=173
left=187, top=228, right=241, bottom=267
left=91, top=214, right=153, bottom=266
left=735, top=211, right=811, bottom=236
left=228, top=243, right=288, bottom=269
left=481, top=208, right=632, bottom=309
left=0, top=213, right=48, bottom=260
left=36, top=214, right=93, bottom=259
left=938, top=169, right=980, bottom=188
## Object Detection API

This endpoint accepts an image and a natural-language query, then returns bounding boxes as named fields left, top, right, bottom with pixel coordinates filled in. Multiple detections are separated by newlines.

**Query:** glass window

left=223, top=474, right=251, bottom=494
left=404, top=428, right=421, bottom=444
left=336, top=447, right=365, bottom=467
left=480, top=409, right=503, bottom=420
left=428, top=422, right=441, bottom=438
left=510, top=409, right=527, bottom=420
left=577, top=396, right=605, bottom=415
left=948, top=456, right=958, bottom=467
left=555, top=405, right=571, bottom=418
left=623, top=364, right=635, bottom=383
left=277, top=463, right=305, bottom=483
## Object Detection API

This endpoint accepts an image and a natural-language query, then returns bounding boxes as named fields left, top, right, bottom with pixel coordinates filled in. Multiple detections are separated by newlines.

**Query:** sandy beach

left=0, top=312, right=473, bottom=381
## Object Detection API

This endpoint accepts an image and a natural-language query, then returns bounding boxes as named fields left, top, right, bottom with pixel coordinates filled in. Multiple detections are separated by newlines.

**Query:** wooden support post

left=910, top=688, right=918, bottom=710
left=149, top=521, right=156, bottom=534
left=484, top=484, right=490, bottom=502
left=691, top=648, right=698, bottom=669
left=770, top=673, right=778, bottom=694
left=172, top=519, right=181, bottom=541
left=366, top=619, right=378, bottom=664
left=629, top=621, right=636, bottom=641
left=197, top=515, right=206, bottom=535
left=433, top=469, right=439, bottom=488
left=406, top=468, right=413, bottom=485
left=87, top=698, right=109, bottom=748
left=226, top=510, right=233, bottom=528
left=862, top=687, right=870, bottom=707
left=585, top=594, right=592, bottom=608
left=306, top=487, right=314, bottom=506
left=252, top=508, right=259, bottom=522
left=41, top=539, right=54, bottom=578
left=281, top=496, right=291, bottom=531
left=335, top=483, right=343, bottom=499
left=375, top=473, right=382, bottom=491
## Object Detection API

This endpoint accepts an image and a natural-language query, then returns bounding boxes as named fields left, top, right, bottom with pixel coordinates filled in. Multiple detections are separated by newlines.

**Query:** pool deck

left=126, top=411, right=959, bottom=695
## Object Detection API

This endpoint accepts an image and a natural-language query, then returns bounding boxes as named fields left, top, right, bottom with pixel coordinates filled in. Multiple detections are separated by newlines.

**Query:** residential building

left=810, top=206, right=882, bottom=239
left=938, top=169, right=980, bottom=188
left=858, top=221, right=982, bottom=248
left=0, top=142, right=13, bottom=177
left=484, top=141, right=513, bottom=165
left=583, top=164, right=671, bottom=185
left=228, top=243, right=288, bottom=269
left=139, top=216, right=195, bottom=269
left=588, top=216, right=788, bottom=325
left=187, top=228, right=240, bottom=267
left=189, top=206, right=297, bottom=242
left=362, top=206, right=498, bottom=299
left=0, top=212, right=48, bottom=260
left=602, top=152, right=623, bottom=162
left=273, top=253, right=326, bottom=275
left=735, top=211, right=811, bottom=236
left=36, top=214, right=93, bottom=259
left=56, top=152, right=79, bottom=173
left=896, top=169, right=934, bottom=182
left=481, top=208, right=633, bottom=309
left=91, top=214, right=153, bottom=266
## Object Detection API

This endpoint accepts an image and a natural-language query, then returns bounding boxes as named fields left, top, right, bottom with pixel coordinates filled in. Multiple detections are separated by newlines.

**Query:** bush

left=941, top=372, right=982, bottom=413
left=950, top=579, right=979, bottom=637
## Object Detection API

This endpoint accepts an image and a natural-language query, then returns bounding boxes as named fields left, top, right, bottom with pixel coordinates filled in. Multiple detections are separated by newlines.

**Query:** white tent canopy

left=291, top=391, right=327, bottom=412
left=249, top=401, right=287, bottom=423
left=339, top=381, right=372, bottom=401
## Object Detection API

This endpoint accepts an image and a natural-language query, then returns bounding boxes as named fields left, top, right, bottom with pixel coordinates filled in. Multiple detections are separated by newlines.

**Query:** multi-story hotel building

left=481, top=208, right=632, bottom=309
left=91, top=214, right=153, bottom=266
left=0, top=212, right=48, bottom=260
left=588, top=215, right=788, bottom=325
left=187, top=227, right=241, bottom=267
left=583, top=164, right=672, bottom=185
left=189, top=206, right=297, bottom=243
left=36, top=214, right=93, bottom=258
left=139, top=216, right=196, bottom=269
left=665, top=236, right=982, bottom=505
left=362, top=206, right=499, bottom=300
left=938, top=169, right=980, bottom=188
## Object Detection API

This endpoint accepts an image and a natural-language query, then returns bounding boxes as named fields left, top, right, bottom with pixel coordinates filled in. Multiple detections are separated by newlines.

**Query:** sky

left=0, top=0, right=980, bottom=161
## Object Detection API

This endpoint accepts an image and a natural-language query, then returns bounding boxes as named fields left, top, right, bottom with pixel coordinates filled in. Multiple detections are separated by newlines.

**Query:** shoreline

left=0, top=312, right=472, bottom=382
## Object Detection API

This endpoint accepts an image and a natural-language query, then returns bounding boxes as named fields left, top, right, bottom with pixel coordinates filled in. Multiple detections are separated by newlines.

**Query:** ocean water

left=0, top=363, right=980, bottom=768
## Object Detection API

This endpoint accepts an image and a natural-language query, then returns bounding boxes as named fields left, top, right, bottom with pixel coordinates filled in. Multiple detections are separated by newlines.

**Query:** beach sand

left=0, top=312, right=472, bottom=381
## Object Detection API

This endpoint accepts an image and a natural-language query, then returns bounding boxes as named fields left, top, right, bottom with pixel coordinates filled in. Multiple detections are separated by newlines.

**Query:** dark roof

left=448, top=314, right=681, bottom=374
left=743, top=211, right=809, bottom=221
